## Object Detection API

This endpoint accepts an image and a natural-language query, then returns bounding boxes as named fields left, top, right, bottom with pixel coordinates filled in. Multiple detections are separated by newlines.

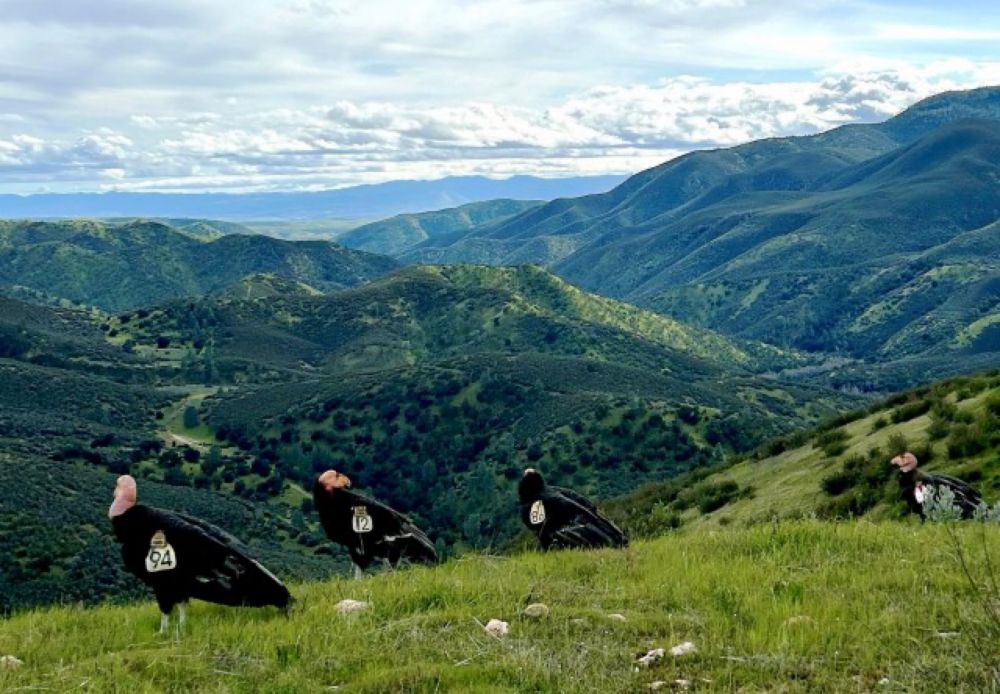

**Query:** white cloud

left=0, top=1, right=998, bottom=192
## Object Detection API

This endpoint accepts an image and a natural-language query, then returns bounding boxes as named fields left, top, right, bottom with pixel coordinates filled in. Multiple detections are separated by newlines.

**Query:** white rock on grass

left=670, top=641, right=697, bottom=657
left=783, top=615, right=816, bottom=627
left=522, top=603, right=549, bottom=619
left=335, top=599, right=369, bottom=615
left=484, top=619, right=510, bottom=638
left=635, top=648, right=665, bottom=668
left=0, top=655, right=23, bottom=670
left=649, top=677, right=691, bottom=690
left=607, top=613, right=627, bottom=622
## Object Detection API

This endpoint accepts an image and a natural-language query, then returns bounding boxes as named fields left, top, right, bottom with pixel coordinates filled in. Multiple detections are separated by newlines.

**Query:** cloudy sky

left=1, top=0, right=998, bottom=193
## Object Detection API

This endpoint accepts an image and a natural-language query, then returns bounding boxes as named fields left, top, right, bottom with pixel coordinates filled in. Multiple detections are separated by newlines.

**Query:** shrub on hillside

left=815, top=429, right=849, bottom=457
left=891, top=399, right=932, bottom=423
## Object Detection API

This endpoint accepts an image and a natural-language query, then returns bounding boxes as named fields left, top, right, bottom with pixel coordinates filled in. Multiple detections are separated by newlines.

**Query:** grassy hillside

left=339, top=199, right=541, bottom=256
left=389, top=88, right=1000, bottom=377
left=0, top=219, right=398, bottom=311
left=0, top=294, right=340, bottom=611
left=1, top=521, right=997, bottom=692
left=99, top=264, right=852, bottom=551
left=0, top=265, right=853, bottom=611
left=609, top=371, right=1000, bottom=536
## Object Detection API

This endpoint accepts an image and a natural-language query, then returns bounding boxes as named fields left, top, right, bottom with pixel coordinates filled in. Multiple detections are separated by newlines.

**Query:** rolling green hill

left=388, top=88, right=1000, bottom=375
left=608, top=370, right=1000, bottom=536
left=104, top=264, right=855, bottom=552
left=339, top=199, right=542, bottom=256
left=0, top=294, right=340, bottom=612
left=0, top=219, right=398, bottom=311
left=0, top=264, right=856, bottom=611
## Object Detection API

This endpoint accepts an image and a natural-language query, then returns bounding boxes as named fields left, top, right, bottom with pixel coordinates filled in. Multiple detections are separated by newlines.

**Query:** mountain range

left=0, top=175, right=624, bottom=221
left=358, top=87, right=1000, bottom=369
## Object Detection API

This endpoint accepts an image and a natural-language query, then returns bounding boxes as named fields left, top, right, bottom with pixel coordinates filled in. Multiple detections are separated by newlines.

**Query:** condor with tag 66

left=518, top=468, right=628, bottom=551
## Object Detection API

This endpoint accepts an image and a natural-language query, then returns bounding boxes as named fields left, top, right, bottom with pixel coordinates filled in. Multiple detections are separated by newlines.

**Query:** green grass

left=1, top=521, right=997, bottom=692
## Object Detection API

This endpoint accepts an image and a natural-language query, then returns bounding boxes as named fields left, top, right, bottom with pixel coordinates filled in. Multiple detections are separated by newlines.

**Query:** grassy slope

left=1, top=521, right=997, bottom=692
left=652, top=373, right=1000, bottom=529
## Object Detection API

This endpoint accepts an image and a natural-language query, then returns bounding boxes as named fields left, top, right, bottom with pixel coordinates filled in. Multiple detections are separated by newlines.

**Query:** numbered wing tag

left=145, top=530, right=178, bottom=573
left=914, top=483, right=927, bottom=505
left=352, top=506, right=373, bottom=534
left=529, top=500, right=546, bottom=525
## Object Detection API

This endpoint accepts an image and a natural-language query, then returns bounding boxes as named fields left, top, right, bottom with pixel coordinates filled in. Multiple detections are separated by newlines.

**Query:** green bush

left=891, top=399, right=932, bottom=424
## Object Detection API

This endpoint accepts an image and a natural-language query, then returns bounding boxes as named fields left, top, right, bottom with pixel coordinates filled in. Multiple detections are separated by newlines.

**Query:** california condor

left=891, top=452, right=983, bottom=519
left=518, top=468, right=628, bottom=550
left=313, top=470, right=438, bottom=579
left=108, top=475, right=291, bottom=633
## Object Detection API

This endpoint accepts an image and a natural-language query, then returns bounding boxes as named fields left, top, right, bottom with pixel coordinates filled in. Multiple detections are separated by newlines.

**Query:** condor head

left=518, top=468, right=545, bottom=504
left=890, top=452, right=919, bottom=473
left=315, top=469, right=352, bottom=496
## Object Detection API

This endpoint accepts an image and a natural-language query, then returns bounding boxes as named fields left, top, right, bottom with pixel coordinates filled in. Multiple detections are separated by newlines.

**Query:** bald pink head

left=108, top=475, right=137, bottom=519
left=318, top=469, right=352, bottom=492
left=890, top=452, right=919, bottom=473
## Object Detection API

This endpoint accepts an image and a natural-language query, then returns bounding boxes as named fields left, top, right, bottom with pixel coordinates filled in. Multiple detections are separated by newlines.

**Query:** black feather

left=111, top=505, right=291, bottom=615
left=519, top=473, right=627, bottom=550
left=313, top=483, right=438, bottom=570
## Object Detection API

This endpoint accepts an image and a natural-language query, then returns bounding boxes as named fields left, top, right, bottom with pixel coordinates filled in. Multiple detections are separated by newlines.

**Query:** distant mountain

left=338, top=199, right=541, bottom=256
left=0, top=219, right=398, bottom=311
left=0, top=175, right=625, bottom=221
left=389, top=87, right=1000, bottom=369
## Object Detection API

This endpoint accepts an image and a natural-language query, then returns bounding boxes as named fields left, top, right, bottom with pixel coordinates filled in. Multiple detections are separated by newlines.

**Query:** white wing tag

left=914, top=483, right=926, bottom=504
left=145, top=530, right=177, bottom=573
left=529, top=501, right=546, bottom=525
left=352, top=506, right=373, bottom=533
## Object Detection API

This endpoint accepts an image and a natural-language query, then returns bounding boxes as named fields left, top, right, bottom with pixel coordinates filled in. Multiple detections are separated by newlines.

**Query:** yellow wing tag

left=352, top=506, right=373, bottom=533
left=529, top=501, right=546, bottom=525
left=145, top=530, right=177, bottom=573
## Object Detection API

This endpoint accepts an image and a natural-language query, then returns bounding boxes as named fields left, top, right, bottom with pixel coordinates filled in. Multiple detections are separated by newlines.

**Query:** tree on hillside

left=183, top=405, right=200, bottom=429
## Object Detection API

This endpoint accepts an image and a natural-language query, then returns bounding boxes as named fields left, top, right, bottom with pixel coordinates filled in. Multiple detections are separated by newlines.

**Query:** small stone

left=648, top=681, right=668, bottom=690
left=670, top=641, right=697, bottom=657
left=0, top=655, right=23, bottom=670
left=878, top=677, right=891, bottom=686
left=783, top=615, right=815, bottom=627
left=607, top=613, right=627, bottom=622
left=484, top=618, right=510, bottom=638
left=334, top=599, right=369, bottom=615
left=522, top=603, right=549, bottom=619
left=636, top=648, right=665, bottom=668
left=674, top=680, right=692, bottom=690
